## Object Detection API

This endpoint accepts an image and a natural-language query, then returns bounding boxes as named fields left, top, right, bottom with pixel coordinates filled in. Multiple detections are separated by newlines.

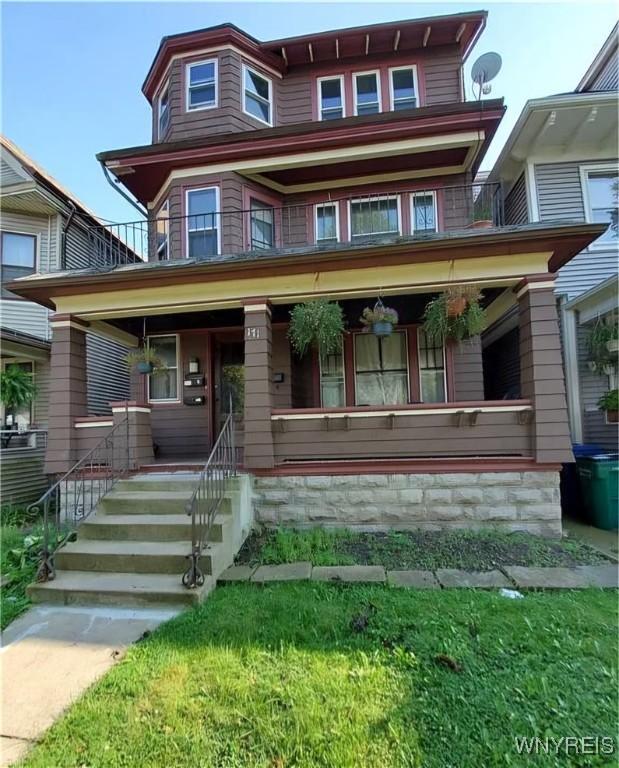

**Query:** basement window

left=243, top=66, right=272, bottom=125
left=353, top=71, right=381, bottom=116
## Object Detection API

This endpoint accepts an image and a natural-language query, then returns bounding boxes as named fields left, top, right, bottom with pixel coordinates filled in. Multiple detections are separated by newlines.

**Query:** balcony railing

left=86, top=182, right=504, bottom=270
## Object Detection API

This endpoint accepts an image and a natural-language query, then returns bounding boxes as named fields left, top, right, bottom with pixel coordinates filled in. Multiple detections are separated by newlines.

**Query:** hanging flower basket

left=607, top=339, right=619, bottom=354
left=125, top=348, right=165, bottom=376
left=137, top=361, right=154, bottom=374
left=422, top=288, right=487, bottom=345
left=288, top=299, right=345, bottom=356
left=360, top=300, right=399, bottom=337
left=446, top=296, right=467, bottom=317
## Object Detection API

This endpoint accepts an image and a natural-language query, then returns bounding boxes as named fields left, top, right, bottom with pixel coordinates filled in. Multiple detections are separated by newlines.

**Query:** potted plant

left=288, top=299, right=345, bottom=356
left=125, top=347, right=164, bottom=375
left=0, top=364, right=37, bottom=428
left=597, top=389, right=619, bottom=423
left=422, top=290, right=487, bottom=344
left=360, top=300, right=399, bottom=337
left=587, top=317, right=618, bottom=370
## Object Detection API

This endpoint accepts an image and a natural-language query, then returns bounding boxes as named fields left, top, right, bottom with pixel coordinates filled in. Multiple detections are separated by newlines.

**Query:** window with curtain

left=319, top=77, right=344, bottom=120
left=350, top=197, right=399, bottom=238
left=316, top=203, right=339, bottom=243
left=584, top=169, right=618, bottom=247
left=354, top=332, right=408, bottom=406
left=412, top=192, right=437, bottom=233
left=250, top=199, right=274, bottom=249
left=417, top=329, right=445, bottom=403
left=187, top=187, right=218, bottom=258
left=148, top=335, right=179, bottom=401
left=320, top=343, right=345, bottom=407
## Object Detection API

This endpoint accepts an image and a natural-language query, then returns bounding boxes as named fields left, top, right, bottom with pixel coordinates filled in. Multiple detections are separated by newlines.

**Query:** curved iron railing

left=183, top=399, right=236, bottom=589
left=27, top=417, right=130, bottom=581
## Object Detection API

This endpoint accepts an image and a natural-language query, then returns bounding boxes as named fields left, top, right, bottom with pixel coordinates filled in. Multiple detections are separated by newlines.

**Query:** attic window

left=353, top=71, right=381, bottom=116
left=318, top=76, right=344, bottom=120
left=390, top=66, right=418, bottom=110
left=243, top=65, right=272, bottom=125
left=186, top=59, right=217, bottom=111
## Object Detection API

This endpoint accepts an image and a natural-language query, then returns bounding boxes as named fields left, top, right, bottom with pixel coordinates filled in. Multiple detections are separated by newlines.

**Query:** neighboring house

left=488, top=23, right=618, bottom=451
left=0, top=136, right=137, bottom=504
left=9, top=12, right=605, bottom=540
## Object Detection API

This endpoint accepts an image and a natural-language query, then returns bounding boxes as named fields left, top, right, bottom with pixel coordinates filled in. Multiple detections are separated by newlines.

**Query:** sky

left=2, top=1, right=617, bottom=223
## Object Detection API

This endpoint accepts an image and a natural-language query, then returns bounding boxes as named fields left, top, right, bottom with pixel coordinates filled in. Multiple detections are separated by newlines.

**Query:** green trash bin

left=575, top=454, right=619, bottom=530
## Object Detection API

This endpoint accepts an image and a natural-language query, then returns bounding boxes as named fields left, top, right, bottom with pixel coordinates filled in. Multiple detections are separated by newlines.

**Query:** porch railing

left=27, top=417, right=130, bottom=581
left=85, top=181, right=504, bottom=269
left=182, top=397, right=236, bottom=589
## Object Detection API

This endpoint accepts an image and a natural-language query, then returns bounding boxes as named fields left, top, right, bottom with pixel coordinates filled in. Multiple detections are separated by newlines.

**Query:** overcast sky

left=2, top=1, right=617, bottom=222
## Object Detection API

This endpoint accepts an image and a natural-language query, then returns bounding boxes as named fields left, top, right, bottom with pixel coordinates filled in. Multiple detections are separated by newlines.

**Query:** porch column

left=516, top=277, right=573, bottom=464
left=111, top=401, right=154, bottom=470
left=45, top=315, right=88, bottom=474
left=243, top=302, right=274, bottom=469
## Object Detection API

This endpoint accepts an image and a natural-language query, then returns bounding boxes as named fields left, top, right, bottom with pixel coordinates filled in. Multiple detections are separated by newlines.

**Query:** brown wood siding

left=272, top=328, right=292, bottom=408
left=451, top=337, right=484, bottom=401
left=272, top=410, right=533, bottom=462
left=423, top=48, right=463, bottom=105
left=277, top=73, right=313, bottom=125
left=243, top=307, right=275, bottom=468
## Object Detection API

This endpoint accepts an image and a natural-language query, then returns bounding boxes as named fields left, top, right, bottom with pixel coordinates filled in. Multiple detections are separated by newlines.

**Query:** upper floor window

left=243, top=66, right=272, bottom=125
left=315, top=203, right=339, bottom=244
left=353, top=71, right=381, bottom=116
left=1, top=231, right=36, bottom=271
left=389, top=66, right=418, bottom=111
left=158, top=84, right=170, bottom=137
left=186, top=187, right=219, bottom=258
left=186, top=59, right=217, bottom=111
left=250, top=199, right=274, bottom=250
left=411, top=191, right=437, bottom=234
left=350, top=196, right=399, bottom=238
left=318, top=76, right=344, bottom=120
left=582, top=166, right=618, bottom=248
left=155, top=200, right=169, bottom=261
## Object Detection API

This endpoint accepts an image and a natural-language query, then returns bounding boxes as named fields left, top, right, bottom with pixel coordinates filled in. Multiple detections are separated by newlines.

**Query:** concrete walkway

left=1, top=604, right=180, bottom=767
left=563, top=517, right=619, bottom=562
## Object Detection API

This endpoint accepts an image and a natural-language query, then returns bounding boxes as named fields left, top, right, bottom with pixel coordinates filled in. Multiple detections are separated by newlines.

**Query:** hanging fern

left=288, top=299, right=345, bottom=357
left=422, top=292, right=488, bottom=344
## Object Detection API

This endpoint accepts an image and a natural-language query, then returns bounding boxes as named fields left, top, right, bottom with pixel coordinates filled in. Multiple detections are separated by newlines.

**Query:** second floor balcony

left=86, top=181, right=504, bottom=269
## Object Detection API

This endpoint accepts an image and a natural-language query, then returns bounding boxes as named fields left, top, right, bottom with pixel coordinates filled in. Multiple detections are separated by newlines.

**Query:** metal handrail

left=182, top=398, right=236, bottom=588
left=27, top=416, right=130, bottom=581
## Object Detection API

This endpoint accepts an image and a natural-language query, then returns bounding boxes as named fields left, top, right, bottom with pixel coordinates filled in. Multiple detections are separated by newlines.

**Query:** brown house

left=12, top=11, right=606, bottom=552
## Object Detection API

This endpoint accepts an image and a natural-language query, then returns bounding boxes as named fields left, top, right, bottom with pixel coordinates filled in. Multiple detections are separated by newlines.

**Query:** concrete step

left=115, top=474, right=200, bottom=493
left=79, top=513, right=193, bottom=542
left=27, top=571, right=210, bottom=608
left=99, top=491, right=233, bottom=516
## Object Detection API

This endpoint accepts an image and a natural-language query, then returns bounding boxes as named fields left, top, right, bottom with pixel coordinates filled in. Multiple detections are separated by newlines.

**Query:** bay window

left=390, top=67, right=418, bottom=110
left=353, top=71, right=380, bottom=115
left=243, top=66, right=272, bottom=125
left=417, top=329, right=446, bottom=403
left=318, top=76, right=344, bottom=120
left=411, top=192, right=437, bottom=234
left=350, top=196, right=399, bottom=238
left=355, top=332, right=408, bottom=406
left=158, top=84, right=170, bottom=137
left=155, top=200, right=169, bottom=261
left=186, top=187, right=219, bottom=258
left=582, top=166, right=618, bottom=248
left=186, top=59, right=217, bottom=111
left=315, top=203, right=339, bottom=244
left=147, top=335, right=179, bottom=402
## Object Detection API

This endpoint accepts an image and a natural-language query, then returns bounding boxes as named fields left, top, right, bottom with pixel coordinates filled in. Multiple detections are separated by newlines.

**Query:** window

left=250, top=199, right=274, bottom=250
left=350, top=196, right=400, bottom=238
left=155, top=200, right=169, bottom=261
left=417, top=329, right=445, bottom=403
left=147, top=335, right=179, bottom=402
left=318, top=76, right=344, bottom=120
left=582, top=167, right=618, bottom=248
left=186, top=59, right=217, bottom=111
left=2, top=361, right=34, bottom=428
left=315, top=203, right=339, bottom=244
left=411, top=192, right=437, bottom=234
left=1, top=232, right=36, bottom=269
left=320, top=343, right=345, bottom=407
left=243, top=65, right=272, bottom=125
left=158, top=84, right=170, bottom=137
left=353, top=71, right=381, bottom=116
left=186, top=187, right=219, bottom=258
left=390, top=67, right=418, bottom=111
left=355, top=332, right=408, bottom=406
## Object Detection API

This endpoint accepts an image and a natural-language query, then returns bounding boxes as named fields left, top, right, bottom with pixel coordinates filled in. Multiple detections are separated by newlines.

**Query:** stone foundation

left=253, top=471, right=562, bottom=537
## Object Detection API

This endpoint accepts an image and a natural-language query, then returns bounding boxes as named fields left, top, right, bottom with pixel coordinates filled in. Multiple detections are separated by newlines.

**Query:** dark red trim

left=271, top=398, right=532, bottom=415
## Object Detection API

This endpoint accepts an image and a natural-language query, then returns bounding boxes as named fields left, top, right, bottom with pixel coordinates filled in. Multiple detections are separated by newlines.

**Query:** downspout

left=60, top=202, right=76, bottom=270
left=99, top=161, right=147, bottom=218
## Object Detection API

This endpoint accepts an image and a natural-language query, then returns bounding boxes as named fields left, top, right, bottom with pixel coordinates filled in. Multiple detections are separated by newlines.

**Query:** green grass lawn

left=21, top=583, right=617, bottom=768
left=237, top=527, right=608, bottom=571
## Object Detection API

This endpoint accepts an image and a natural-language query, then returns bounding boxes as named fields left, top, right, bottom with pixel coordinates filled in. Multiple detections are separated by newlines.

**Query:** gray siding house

left=487, top=24, right=618, bottom=451
left=0, top=136, right=134, bottom=504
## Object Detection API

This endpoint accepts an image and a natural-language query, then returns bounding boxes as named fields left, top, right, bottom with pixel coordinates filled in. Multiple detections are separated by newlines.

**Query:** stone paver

left=311, top=565, right=386, bottom=583
left=435, top=569, right=510, bottom=588
left=504, top=566, right=589, bottom=589
left=218, top=565, right=256, bottom=583
left=575, top=565, right=618, bottom=588
left=387, top=570, right=439, bottom=589
left=251, top=562, right=312, bottom=582
left=0, top=604, right=179, bottom=759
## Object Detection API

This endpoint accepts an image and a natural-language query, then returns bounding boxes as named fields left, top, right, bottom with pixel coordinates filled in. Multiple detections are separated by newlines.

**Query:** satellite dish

left=471, top=52, right=502, bottom=99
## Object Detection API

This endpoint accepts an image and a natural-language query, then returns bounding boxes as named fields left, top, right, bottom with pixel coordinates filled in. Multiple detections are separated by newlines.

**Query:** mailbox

left=184, top=374, right=205, bottom=387
left=183, top=395, right=205, bottom=406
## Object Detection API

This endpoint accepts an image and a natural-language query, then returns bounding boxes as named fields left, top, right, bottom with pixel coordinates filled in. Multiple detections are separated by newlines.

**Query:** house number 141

left=246, top=327, right=262, bottom=339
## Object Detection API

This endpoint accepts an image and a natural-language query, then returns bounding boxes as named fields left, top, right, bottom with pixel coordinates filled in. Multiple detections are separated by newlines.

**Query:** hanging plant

left=422, top=290, right=487, bottom=344
left=125, top=347, right=165, bottom=375
left=288, top=299, right=345, bottom=356
left=444, top=285, right=481, bottom=317
left=597, top=389, right=619, bottom=423
left=360, top=299, right=399, bottom=337
left=587, top=316, right=618, bottom=371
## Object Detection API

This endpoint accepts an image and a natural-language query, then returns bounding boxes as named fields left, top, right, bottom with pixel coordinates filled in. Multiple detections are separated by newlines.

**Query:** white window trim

left=579, top=162, right=619, bottom=250
left=317, top=75, right=345, bottom=121
left=410, top=190, right=438, bottom=234
left=347, top=195, right=401, bottom=239
left=157, top=82, right=170, bottom=138
left=185, top=186, right=221, bottom=259
left=352, top=69, right=382, bottom=116
left=185, top=58, right=218, bottom=112
left=249, top=196, right=276, bottom=250
left=0, top=230, right=39, bottom=273
left=242, top=64, right=273, bottom=126
left=315, top=201, right=340, bottom=244
left=319, top=339, right=346, bottom=408
left=353, top=329, right=411, bottom=407
left=156, top=199, right=169, bottom=260
left=147, top=334, right=181, bottom=404
left=388, top=65, right=420, bottom=111
left=416, top=328, right=447, bottom=404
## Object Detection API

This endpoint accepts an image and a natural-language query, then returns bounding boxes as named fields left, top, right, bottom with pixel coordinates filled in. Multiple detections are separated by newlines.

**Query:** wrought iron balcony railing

left=85, top=182, right=504, bottom=270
